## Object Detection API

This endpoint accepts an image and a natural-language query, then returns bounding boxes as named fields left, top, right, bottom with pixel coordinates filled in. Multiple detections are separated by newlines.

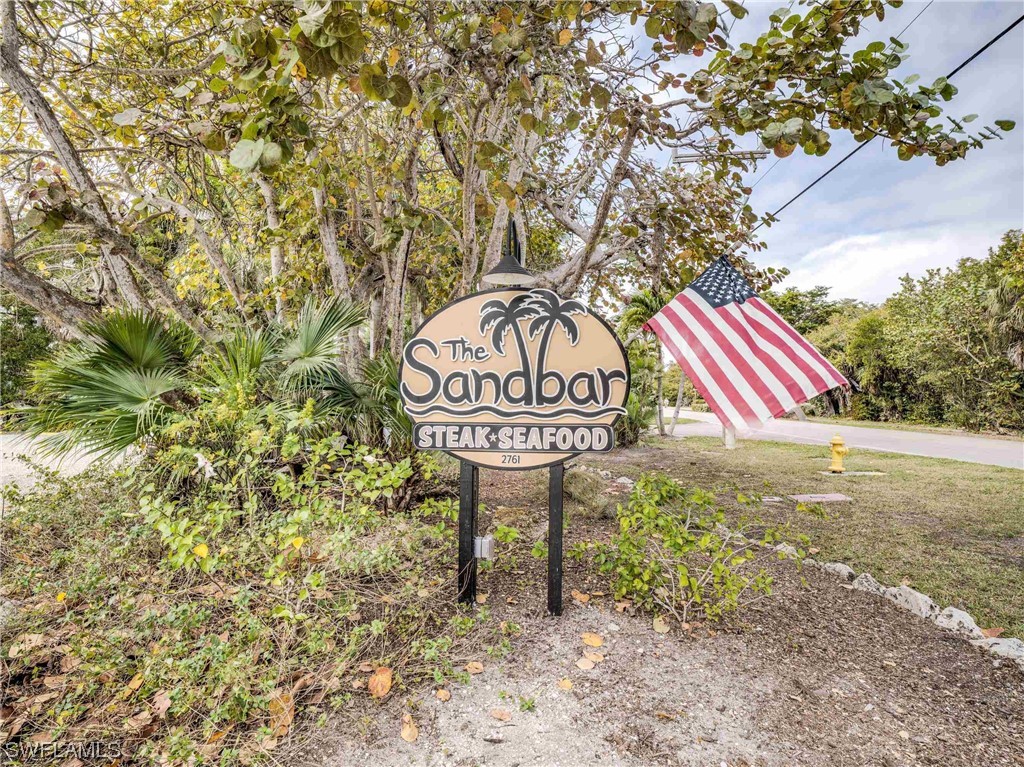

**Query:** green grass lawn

left=592, top=437, right=1024, bottom=637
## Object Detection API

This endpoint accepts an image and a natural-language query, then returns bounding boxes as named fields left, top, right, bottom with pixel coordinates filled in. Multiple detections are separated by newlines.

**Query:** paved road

left=663, top=410, right=1024, bottom=470
left=0, top=433, right=108, bottom=490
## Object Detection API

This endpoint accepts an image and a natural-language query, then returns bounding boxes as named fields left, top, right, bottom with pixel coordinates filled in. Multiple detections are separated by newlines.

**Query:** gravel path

left=292, top=469, right=1024, bottom=767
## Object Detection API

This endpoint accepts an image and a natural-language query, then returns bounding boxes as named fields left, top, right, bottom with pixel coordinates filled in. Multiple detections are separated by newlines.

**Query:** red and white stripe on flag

left=645, top=290, right=848, bottom=431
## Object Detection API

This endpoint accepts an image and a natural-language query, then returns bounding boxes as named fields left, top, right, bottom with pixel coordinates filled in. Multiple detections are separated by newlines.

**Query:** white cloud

left=782, top=227, right=999, bottom=303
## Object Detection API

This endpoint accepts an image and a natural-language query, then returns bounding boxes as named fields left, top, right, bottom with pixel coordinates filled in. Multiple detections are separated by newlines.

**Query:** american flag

left=644, top=256, right=848, bottom=431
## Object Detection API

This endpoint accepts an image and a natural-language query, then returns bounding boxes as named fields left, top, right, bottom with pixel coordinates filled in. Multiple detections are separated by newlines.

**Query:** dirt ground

left=292, top=446, right=1024, bottom=767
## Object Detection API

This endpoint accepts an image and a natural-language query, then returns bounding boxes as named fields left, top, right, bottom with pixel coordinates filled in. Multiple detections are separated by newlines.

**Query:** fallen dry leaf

left=475, top=592, right=488, bottom=604
left=358, top=662, right=375, bottom=673
left=490, top=708, right=512, bottom=722
left=199, top=726, right=233, bottom=759
left=570, top=589, right=590, bottom=603
left=151, top=690, right=172, bottom=717
left=290, top=673, right=315, bottom=695
left=368, top=667, right=393, bottom=699
left=575, top=657, right=595, bottom=670
left=125, top=709, right=153, bottom=732
left=268, top=691, right=294, bottom=737
left=656, top=711, right=678, bottom=721
left=557, top=678, right=573, bottom=691
left=465, top=661, right=484, bottom=675
left=42, top=675, right=66, bottom=689
left=505, top=596, right=518, bottom=605
left=581, top=632, right=603, bottom=648
left=126, top=673, right=145, bottom=692
left=614, top=600, right=631, bottom=613
left=981, top=627, right=1005, bottom=638
left=400, top=713, right=418, bottom=742
left=350, top=678, right=366, bottom=690
left=652, top=616, right=670, bottom=634
left=8, top=634, right=46, bottom=659
left=435, top=688, right=451, bottom=702
left=583, top=651, right=604, bottom=664
left=60, top=655, right=81, bottom=673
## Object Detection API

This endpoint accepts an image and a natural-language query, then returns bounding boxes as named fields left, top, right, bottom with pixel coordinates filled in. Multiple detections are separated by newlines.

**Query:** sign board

left=399, top=288, right=630, bottom=470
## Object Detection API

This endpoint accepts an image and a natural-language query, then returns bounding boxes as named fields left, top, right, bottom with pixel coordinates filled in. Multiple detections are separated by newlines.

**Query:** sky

left=676, top=1, right=1024, bottom=303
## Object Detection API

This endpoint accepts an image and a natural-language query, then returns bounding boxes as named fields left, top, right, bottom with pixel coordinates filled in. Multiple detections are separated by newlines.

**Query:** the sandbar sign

left=399, top=288, right=630, bottom=470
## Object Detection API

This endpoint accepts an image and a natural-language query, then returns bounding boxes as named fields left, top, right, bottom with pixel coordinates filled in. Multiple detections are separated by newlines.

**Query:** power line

left=892, top=0, right=934, bottom=44
left=750, top=11, right=1024, bottom=234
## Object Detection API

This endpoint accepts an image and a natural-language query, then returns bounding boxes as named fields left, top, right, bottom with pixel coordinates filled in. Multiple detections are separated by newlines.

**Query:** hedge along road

left=663, top=410, right=1024, bottom=470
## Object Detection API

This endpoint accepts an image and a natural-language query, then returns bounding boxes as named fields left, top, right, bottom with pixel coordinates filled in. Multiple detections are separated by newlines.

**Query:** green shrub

left=0, top=435, right=478, bottom=765
left=592, top=473, right=805, bottom=623
left=0, top=295, right=52, bottom=408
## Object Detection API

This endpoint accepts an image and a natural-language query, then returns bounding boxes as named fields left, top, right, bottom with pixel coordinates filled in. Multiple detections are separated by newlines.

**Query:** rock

left=851, top=573, right=884, bottom=595
left=822, top=562, right=856, bottom=581
left=0, top=598, right=17, bottom=630
left=972, top=637, right=1024, bottom=663
left=775, top=543, right=800, bottom=558
left=614, top=476, right=635, bottom=489
left=882, top=585, right=939, bottom=620
left=934, top=607, right=984, bottom=639
left=698, top=729, right=719, bottom=743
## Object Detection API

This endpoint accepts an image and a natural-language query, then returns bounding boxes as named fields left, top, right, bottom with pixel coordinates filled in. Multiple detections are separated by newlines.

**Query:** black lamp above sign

left=481, top=219, right=537, bottom=287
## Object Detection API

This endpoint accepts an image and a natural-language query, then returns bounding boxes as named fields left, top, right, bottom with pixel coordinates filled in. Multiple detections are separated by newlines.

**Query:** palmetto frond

left=79, top=310, right=199, bottom=369
left=279, top=298, right=366, bottom=388
left=202, top=327, right=278, bottom=392
left=363, top=352, right=413, bottom=446
left=17, top=328, right=188, bottom=459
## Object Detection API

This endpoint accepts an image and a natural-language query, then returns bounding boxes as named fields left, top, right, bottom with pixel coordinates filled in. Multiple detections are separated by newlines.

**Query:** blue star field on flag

left=688, top=256, right=757, bottom=309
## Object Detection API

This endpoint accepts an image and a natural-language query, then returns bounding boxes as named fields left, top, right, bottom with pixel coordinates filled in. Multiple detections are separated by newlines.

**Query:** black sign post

left=457, top=460, right=479, bottom=604
left=547, top=462, right=565, bottom=615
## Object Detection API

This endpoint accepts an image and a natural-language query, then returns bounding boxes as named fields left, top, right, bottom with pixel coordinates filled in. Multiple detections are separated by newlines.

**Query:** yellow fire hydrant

left=829, top=434, right=849, bottom=473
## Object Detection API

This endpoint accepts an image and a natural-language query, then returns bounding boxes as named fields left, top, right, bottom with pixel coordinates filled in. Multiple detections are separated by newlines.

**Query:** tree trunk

left=1, top=192, right=99, bottom=336
left=256, top=175, right=285, bottom=322
left=0, top=257, right=99, bottom=337
left=655, top=359, right=666, bottom=436
left=561, top=117, right=641, bottom=295
left=369, top=296, right=382, bottom=357
left=458, top=107, right=488, bottom=296
left=670, top=373, right=685, bottom=433
left=1, top=1, right=216, bottom=338
left=313, top=187, right=351, bottom=297
left=386, top=139, right=419, bottom=358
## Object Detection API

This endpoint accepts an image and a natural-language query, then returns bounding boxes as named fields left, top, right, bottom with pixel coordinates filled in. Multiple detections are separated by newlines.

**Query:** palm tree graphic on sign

left=479, top=293, right=543, bottom=403
left=524, top=290, right=588, bottom=401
